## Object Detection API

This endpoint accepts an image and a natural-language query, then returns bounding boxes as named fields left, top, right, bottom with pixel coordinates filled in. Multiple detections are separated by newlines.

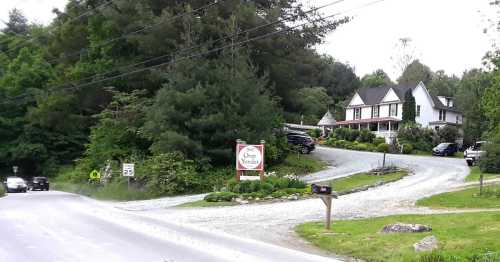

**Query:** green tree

left=361, top=69, right=393, bottom=88
left=402, top=89, right=416, bottom=123
left=397, top=60, right=433, bottom=86
left=2, top=9, right=29, bottom=35
left=427, top=70, right=459, bottom=96
left=288, top=86, right=333, bottom=125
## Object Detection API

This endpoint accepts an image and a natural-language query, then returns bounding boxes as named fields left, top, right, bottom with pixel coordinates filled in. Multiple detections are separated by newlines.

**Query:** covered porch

left=335, top=117, right=401, bottom=143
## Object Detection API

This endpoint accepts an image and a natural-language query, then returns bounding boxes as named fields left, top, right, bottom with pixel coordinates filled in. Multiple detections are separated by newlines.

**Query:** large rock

left=381, top=223, right=432, bottom=234
left=414, top=236, right=439, bottom=252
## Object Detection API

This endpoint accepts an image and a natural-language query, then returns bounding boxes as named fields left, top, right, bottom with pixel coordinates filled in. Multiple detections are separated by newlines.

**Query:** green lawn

left=177, top=199, right=238, bottom=208
left=296, top=212, right=500, bottom=262
left=466, top=167, right=500, bottom=182
left=326, top=171, right=407, bottom=195
left=269, top=154, right=326, bottom=176
left=53, top=181, right=153, bottom=201
left=416, top=184, right=500, bottom=209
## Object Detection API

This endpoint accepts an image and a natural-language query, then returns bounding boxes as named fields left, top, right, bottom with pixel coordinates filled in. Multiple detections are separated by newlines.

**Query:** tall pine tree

left=402, top=89, right=416, bottom=124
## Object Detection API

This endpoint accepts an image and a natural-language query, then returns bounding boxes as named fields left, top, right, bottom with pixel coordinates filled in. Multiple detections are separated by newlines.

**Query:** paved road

left=130, top=147, right=469, bottom=251
left=0, top=191, right=340, bottom=262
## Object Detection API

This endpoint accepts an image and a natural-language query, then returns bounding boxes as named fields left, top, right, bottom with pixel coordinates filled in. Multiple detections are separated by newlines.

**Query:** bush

left=0, top=185, right=5, bottom=197
left=377, top=143, right=390, bottom=153
left=204, top=192, right=238, bottom=202
left=479, top=128, right=500, bottom=173
left=358, top=129, right=376, bottom=143
left=397, top=125, right=435, bottom=151
left=308, top=129, right=322, bottom=138
left=373, top=137, right=386, bottom=146
left=271, top=190, right=288, bottom=198
left=333, top=128, right=360, bottom=142
left=437, top=125, right=460, bottom=143
left=401, top=143, right=414, bottom=154
left=137, top=153, right=200, bottom=197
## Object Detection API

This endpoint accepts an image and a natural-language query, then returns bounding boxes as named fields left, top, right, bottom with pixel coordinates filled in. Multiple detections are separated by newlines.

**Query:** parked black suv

left=287, top=133, right=315, bottom=154
left=29, top=177, right=50, bottom=191
left=432, top=143, right=458, bottom=156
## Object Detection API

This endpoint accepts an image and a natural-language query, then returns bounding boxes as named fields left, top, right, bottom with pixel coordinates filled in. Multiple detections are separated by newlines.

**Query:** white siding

left=349, top=93, right=365, bottom=106
left=346, top=108, right=354, bottom=121
left=381, top=88, right=400, bottom=102
left=379, top=104, right=390, bottom=118
left=361, top=107, right=372, bottom=119
left=413, top=84, right=435, bottom=127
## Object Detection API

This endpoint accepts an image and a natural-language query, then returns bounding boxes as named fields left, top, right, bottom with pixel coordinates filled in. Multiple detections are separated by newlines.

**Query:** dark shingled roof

left=352, top=84, right=462, bottom=113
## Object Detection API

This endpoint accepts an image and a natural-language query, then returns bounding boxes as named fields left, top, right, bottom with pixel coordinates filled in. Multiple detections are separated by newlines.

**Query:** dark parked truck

left=29, top=177, right=50, bottom=191
left=287, top=133, right=316, bottom=154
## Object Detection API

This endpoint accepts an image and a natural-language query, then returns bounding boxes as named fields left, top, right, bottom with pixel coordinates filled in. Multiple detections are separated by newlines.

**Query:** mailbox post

left=311, top=184, right=337, bottom=230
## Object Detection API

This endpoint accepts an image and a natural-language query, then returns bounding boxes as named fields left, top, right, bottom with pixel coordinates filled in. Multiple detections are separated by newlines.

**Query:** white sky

left=0, top=0, right=497, bottom=80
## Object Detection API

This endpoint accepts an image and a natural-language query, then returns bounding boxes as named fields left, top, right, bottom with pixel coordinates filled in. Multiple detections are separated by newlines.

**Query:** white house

left=336, top=82, right=463, bottom=143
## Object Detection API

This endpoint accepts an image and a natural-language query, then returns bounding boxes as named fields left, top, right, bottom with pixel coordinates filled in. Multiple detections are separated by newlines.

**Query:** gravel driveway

left=115, top=147, right=469, bottom=254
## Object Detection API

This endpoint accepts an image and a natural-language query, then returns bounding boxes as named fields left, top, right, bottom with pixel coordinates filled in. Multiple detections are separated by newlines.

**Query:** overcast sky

left=1, top=0, right=497, bottom=80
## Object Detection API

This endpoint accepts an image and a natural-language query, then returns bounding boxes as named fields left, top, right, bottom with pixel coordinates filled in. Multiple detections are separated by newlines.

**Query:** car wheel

left=301, top=147, right=309, bottom=154
left=466, top=160, right=473, bottom=166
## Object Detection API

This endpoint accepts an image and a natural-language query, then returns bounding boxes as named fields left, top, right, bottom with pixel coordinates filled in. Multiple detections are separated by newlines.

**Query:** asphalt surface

left=0, top=191, right=340, bottom=262
left=0, top=147, right=470, bottom=262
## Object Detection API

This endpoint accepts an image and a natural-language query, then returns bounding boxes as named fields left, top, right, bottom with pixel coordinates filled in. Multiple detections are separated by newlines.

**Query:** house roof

left=354, top=85, right=413, bottom=106
left=336, top=117, right=401, bottom=125
left=350, top=83, right=462, bottom=113
left=317, top=111, right=337, bottom=126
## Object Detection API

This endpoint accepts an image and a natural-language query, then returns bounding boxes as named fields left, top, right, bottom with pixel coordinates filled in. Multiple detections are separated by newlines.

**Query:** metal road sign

left=122, top=163, right=135, bottom=177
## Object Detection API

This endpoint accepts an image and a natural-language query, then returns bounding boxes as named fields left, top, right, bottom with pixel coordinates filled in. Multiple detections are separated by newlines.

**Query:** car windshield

left=472, top=143, right=482, bottom=150
left=34, top=177, right=47, bottom=182
left=437, top=143, right=450, bottom=149
left=7, top=178, right=24, bottom=183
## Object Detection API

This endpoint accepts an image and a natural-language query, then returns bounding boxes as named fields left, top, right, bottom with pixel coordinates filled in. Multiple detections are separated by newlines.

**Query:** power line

left=47, top=1, right=225, bottom=64
left=0, top=0, right=386, bottom=105
left=46, top=0, right=348, bottom=91
left=3, top=0, right=115, bottom=55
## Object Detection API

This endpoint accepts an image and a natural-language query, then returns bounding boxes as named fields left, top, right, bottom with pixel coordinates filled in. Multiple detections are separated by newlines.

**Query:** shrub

left=308, top=129, right=322, bottom=138
left=204, top=192, right=238, bottom=202
left=287, top=178, right=307, bottom=189
left=479, top=128, right=500, bottom=173
left=137, top=153, right=200, bottom=197
left=377, top=143, right=390, bottom=153
left=353, top=143, right=368, bottom=151
left=260, top=182, right=274, bottom=194
left=397, top=125, right=434, bottom=151
left=347, top=129, right=360, bottom=142
left=241, top=192, right=266, bottom=199
left=437, top=125, right=459, bottom=143
left=401, top=143, right=414, bottom=154
left=271, top=190, right=288, bottom=198
left=358, top=129, right=376, bottom=143
left=0, top=185, right=5, bottom=197
left=373, top=137, right=386, bottom=146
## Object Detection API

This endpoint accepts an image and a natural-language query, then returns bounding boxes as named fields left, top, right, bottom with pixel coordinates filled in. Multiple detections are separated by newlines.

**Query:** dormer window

left=446, top=98, right=453, bottom=107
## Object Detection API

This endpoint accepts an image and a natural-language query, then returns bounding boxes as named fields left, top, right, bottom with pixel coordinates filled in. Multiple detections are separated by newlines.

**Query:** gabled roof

left=317, top=110, right=336, bottom=126
left=353, top=85, right=413, bottom=106
left=430, top=95, right=461, bottom=113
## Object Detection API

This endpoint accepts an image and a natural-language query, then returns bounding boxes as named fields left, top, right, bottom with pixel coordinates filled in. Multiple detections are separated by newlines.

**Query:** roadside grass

left=416, top=184, right=500, bottom=209
left=268, top=154, right=326, bottom=176
left=414, top=150, right=464, bottom=159
left=466, top=167, right=500, bottom=182
left=0, top=185, right=5, bottom=197
left=323, top=171, right=408, bottom=195
left=296, top=212, right=500, bottom=262
left=53, top=181, right=153, bottom=201
left=177, top=199, right=238, bottom=208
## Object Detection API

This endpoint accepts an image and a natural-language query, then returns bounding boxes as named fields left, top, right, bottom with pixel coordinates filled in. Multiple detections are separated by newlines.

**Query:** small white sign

left=122, top=163, right=135, bottom=177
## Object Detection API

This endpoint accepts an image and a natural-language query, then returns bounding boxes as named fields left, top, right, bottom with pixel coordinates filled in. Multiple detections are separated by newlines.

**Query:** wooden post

left=479, top=174, right=483, bottom=195
left=260, top=140, right=266, bottom=182
left=321, top=195, right=333, bottom=230
left=236, top=139, right=242, bottom=182
left=382, top=152, right=386, bottom=168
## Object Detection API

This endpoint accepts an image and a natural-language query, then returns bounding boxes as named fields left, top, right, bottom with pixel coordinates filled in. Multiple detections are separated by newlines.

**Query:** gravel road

left=127, top=147, right=469, bottom=251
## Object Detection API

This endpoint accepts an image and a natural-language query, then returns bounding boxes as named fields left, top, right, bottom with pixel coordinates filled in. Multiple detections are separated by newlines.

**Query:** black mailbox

left=311, top=184, right=332, bottom=195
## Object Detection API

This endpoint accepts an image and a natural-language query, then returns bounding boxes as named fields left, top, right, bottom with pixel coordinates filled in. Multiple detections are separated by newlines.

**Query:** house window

left=372, top=106, right=379, bottom=118
left=416, top=105, right=421, bottom=117
left=439, top=110, right=447, bottom=121
left=446, top=98, right=453, bottom=107
left=354, top=108, right=361, bottom=120
left=389, top=104, right=398, bottom=117
left=456, top=115, right=460, bottom=124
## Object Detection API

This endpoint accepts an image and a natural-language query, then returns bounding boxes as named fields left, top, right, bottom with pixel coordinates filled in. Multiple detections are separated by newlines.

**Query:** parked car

left=29, top=177, right=50, bottom=191
left=464, top=141, right=488, bottom=166
left=432, top=143, right=458, bottom=156
left=4, top=177, right=28, bottom=193
left=287, top=133, right=315, bottom=154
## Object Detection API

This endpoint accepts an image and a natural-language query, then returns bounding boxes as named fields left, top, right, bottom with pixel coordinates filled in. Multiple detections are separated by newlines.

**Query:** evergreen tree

left=402, top=89, right=416, bottom=123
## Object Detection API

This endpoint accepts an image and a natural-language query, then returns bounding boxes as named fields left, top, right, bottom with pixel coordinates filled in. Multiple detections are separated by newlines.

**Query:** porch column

left=358, top=124, right=361, bottom=130
left=388, top=121, right=392, bottom=132
left=377, top=122, right=380, bottom=132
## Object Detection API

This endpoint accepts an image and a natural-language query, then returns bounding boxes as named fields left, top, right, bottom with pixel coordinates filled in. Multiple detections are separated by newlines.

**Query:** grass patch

left=177, top=199, right=238, bottom=208
left=324, top=171, right=407, bottom=195
left=466, top=167, right=500, bottom=182
left=53, top=181, right=153, bottom=201
left=417, top=184, right=500, bottom=209
left=296, top=212, right=500, bottom=262
left=269, top=154, right=326, bottom=176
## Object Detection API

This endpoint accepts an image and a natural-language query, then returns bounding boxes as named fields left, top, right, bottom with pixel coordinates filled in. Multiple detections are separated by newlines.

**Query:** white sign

left=122, top=163, right=135, bottom=177
left=237, top=145, right=264, bottom=171
left=12, top=166, right=18, bottom=174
